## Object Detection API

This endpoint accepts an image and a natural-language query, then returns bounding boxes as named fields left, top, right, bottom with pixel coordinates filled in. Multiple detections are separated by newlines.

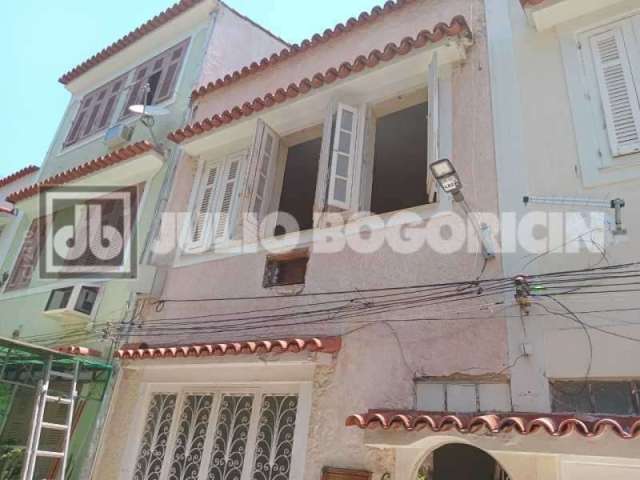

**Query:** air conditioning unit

left=103, top=123, right=133, bottom=149
left=43, top=284, right=100, bottom=321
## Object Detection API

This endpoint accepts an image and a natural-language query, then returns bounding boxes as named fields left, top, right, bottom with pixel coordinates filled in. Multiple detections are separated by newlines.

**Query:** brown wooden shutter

left=121, top=64, right=149, bottom=119
left=64, top=95, right=94, bottom=146
left=5, top=217, right=46, bottom=291
left=97, top=76, right=125, bottom=130
left=155, top=39, right=189, bottom=103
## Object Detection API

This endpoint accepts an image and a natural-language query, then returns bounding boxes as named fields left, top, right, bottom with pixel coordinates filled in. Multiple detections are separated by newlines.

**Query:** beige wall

left=93, top=0, right=513, bottom=478
left=490, top=0, right=640, bottom=412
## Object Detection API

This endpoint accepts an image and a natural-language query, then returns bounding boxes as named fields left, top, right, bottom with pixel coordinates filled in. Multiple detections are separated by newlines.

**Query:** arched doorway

left=416, top=443, right=511, bottom=480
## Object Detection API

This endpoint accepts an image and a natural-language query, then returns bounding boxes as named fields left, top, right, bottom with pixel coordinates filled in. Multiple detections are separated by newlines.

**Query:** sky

left=0, top=0, right=383, bottom=179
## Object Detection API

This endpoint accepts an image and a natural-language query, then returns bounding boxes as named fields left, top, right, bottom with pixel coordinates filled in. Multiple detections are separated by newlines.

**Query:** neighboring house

left=0, top=166, right=39, bottom=274
left=91, top=1, right=524, bottom=479
left=0, top=0, right=285, bottom=478
left=485, top=0, right=640, bottom=478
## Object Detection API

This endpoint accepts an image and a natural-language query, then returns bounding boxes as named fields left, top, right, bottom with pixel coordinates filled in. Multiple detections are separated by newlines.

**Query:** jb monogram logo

left=40, top=186, right=138, bottom=279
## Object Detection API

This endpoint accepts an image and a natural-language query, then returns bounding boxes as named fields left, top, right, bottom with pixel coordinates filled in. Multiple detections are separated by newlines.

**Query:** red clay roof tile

left=6, top=141, right=156, bottom=203
left=0, top=204, right=16, bottom=216
left=58, top=0, right=205, bottom=85
left=346, top=410, right=640, bottom=439
left=56, top=345, right=103, bottom=358
left=0, top=165, right=39, bottom=189
left=116, top=336, right=342, bottom=360
left=191, top=0, right=420, bottom=101
left=521, top=0, right=547, bottom=6
left=169, top=16, right=471, bottom=144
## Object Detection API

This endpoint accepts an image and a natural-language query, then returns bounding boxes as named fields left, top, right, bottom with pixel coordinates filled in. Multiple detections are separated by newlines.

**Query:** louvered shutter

left=64, top=95, right=94, bottom=146
left=188, top=161, right=220, bottom=251
left=5, top=217, right=45, bottom=291
left=590, top=27, right=640, bottom=156
left=82, top=87, right=107, bottom=137
left=239, top=120, right=280, bottom=240
left=357, top=106, right=376, bottom=212
left=155, top=39, right=189, bottom=104
left=213, top=153, right=243, bottom=243
left=327, top=104, right=359, bottom=209
left=426, top=52, right=440, bottom=202
left=121, top=64, right=149, bottom=119
left=97, top=76, right=125, bottom=130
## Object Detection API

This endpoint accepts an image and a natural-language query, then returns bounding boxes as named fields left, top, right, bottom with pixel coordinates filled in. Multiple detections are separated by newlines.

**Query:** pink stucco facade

left=92, top=1, right=507, bottom=478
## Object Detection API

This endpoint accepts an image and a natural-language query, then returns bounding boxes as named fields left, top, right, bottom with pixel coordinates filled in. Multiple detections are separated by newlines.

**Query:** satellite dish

left=128, top=104, right=170, bottom=117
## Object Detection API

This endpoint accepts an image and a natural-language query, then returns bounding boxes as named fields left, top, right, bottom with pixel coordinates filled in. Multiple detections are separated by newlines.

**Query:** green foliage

left=0, top=446, right=24, bottom=480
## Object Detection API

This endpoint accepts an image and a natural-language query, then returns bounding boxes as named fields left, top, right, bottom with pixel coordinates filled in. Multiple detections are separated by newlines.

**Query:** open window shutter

left=590, top=27, right=640, bottom=156
left=426, top=52, right=440, bottom=203
left=213, top=154, right=243, bottom=243
left=155, top=39, right=189, bottom=104
left=5, top=217, right=45, bottom=292
left=327, top=103, right=359, bottom=209
left=240, top=120, right=280, bottom=240
left=121, top=64, right=149, bottom=119
left=357, top=106, right=376, bottom=213
left=188, top=161, right=220, bottom=251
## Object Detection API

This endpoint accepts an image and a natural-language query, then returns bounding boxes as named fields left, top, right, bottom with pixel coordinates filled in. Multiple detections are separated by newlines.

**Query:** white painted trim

left=527, top=0, right=628, bottom=32
left=558, top=4, right=640, bottom=187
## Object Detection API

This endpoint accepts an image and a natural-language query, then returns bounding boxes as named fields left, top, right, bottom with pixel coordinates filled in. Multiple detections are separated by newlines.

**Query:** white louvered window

left=583, top=17, right=640, bottom=157
left=186, top=151, right=246, bottom=253
left=130, top=387, right=303, bottom=480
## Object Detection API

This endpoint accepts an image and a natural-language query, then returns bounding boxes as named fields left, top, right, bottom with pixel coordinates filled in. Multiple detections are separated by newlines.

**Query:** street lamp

left=430, top=158, right=463, bottom=202
left=430, top=158, right=495, bottom=258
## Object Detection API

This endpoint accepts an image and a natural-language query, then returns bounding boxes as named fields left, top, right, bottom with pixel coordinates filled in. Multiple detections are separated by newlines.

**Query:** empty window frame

left=131, top=387, right=302, bottom=480
left=275, top=136, right=322, bottom=235
left=550, top=380, right=640, bottom=415
left=263, top=250, right=310, bottom=287
left=370, top=101, right=429, bottom=214
left=416, top=380, right=511, bottom=413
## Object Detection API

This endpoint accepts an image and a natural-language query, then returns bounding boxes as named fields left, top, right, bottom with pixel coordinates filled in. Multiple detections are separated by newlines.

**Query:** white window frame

left=559, top=4, right=640, bottom=187
left=124, top=382, right=312, bottom=480
left=184, top=150, right=247, bottom=254
left=174, top=48, right=456, bottom=267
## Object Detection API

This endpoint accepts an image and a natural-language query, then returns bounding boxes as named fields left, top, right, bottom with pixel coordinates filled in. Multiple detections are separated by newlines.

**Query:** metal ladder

left=21, top=356, right=80, bottom=480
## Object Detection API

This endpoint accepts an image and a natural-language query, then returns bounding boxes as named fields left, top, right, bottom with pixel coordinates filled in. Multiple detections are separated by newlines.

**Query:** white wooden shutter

left=357, top=106, right=376, bottom=213
left=590, top=27, right=640, bottom=156
left=240, top=120, right=280, bottom=240
left=426, top=52, right=440, bottom=203
left=188, top=161, right=220, bottom=251
left=327, top=103, right=359, bottom=209
left=213, top=153, right=243, bottom=243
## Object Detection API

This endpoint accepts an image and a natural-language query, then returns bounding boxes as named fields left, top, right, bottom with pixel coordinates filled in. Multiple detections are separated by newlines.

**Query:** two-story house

left=0, top=0, right=285, bottom=478
left=89, top=0, right=528, bottom=479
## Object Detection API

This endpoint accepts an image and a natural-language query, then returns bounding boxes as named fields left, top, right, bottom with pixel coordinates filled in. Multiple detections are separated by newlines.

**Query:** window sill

left=176, top=200, right=450, bottom=267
